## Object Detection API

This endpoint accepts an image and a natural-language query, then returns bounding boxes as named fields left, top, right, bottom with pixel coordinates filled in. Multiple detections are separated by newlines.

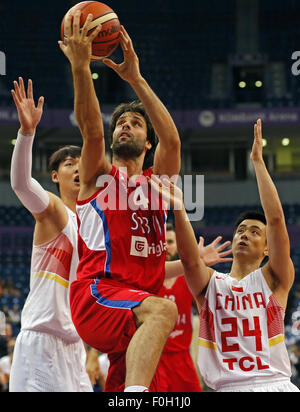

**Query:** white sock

left=124, top=385, right=149, bottom=392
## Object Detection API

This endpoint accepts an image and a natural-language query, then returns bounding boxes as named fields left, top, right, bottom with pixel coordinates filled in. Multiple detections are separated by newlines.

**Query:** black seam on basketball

left=87, top=18, right=119, bottom=34
left=90, top=18, right=119, bottom=26
left=93, top=35, right=120, bottom=45
left=65, top=29, right=119, bottom=41
left=93, top=45, right=119, bottom=56
left=87, top=18, right=120, bottom=37
left=92, top=32, right=120, bottom=42
left=89, top=29, right=120, bottom=37
left=62, top=2, right=101, bottom=30
left=88, top=21, right=119, bottom=32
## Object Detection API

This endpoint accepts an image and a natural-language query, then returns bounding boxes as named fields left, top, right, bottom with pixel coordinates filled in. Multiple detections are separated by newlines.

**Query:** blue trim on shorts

left=90, top=198, right=111, bottom=278
left=90, top=279, right=142, bottom=309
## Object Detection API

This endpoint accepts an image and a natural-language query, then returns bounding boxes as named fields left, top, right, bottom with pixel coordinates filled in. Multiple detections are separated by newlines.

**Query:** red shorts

left=154, top=350, right=202, bottom=392
left=70, top=278, right=154, bottom=354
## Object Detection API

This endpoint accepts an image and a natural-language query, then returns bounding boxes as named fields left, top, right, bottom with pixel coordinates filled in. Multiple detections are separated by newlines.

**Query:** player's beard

left=166, top=252, right=179, bottom=262
left=112, top=136, right=146, bottom=160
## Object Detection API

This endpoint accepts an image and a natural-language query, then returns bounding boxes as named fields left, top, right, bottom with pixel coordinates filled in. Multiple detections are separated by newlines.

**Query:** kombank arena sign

left=197, top=108, right=300, bottom=128
left=1, top=106, right=300, bottom=129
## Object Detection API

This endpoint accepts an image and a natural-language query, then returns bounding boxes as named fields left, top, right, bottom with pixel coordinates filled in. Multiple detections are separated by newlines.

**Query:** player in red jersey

left=59, top=12, right=181, bottom=392
left=157, top=276, right=202, bottom=392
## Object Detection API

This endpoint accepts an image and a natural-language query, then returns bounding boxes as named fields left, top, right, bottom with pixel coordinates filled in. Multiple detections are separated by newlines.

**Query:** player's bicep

left=33, top=191, right=65, bottom=222
left=152, top=141, right=181, bottom=178
left=265, top=222, right=295, bottom=290
left=32, top=192, right=69, bottom=244
left=184, top=265, right=213, bottom=304
left=79, top=138, right=111, bottom=184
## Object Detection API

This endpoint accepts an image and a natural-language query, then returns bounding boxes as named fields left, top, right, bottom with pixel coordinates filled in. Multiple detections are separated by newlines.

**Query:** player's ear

left=263, top=233, right=268, bottom=257
left=145, top=140, right=152, bottom=150
left=262, top=242, right=268, bottom=258
left=51, top=170, right=59, bottom=184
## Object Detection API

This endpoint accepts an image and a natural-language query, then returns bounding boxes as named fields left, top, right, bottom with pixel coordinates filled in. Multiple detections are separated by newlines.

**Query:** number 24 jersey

left=198, top=268, right=292, bottom=391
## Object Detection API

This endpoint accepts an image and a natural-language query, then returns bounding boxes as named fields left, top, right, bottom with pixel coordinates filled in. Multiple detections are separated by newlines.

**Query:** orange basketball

left=61, top=1, right=121, bottom=61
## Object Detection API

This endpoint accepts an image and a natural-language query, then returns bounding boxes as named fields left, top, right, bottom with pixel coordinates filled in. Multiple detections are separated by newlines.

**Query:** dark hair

left=109, top=100, right=157, bottom=168
left=234, top=210, right=266, bottom=232
left=48, top=145, right=81, bottom=172
left=166, top=223, right=175, bottom=232
left=48, top=145, right=81, bottom=193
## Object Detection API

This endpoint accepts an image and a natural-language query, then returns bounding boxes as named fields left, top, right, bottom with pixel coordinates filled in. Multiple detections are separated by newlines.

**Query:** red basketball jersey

left=76, top=166, right=167, bottom=294
left=158, top=275, right=194, bottom=352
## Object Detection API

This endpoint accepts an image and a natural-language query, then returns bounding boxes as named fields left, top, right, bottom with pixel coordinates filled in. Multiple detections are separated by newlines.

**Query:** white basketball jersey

left=198, top=269, right=292, bottom=391
left=21, top=207, right=80, bottom=343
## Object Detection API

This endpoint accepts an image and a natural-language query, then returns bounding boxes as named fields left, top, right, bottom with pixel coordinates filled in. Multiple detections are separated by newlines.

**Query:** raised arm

left=10, top=78, right=68, bottom=244
left=252, top=120, right=294, bottom=304
left=59, top=11, right=111, bottom=187
left=165, top=236, right=232, bottom=279
left=103, top=27, right=181, bottom=177
left=172, top=199, right=214, bottom=303
left=10, top=78, right=47, bottom=214
left=148, top=175, right=212, bottom=303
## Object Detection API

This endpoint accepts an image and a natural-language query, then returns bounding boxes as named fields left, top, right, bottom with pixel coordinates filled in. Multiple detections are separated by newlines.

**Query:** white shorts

left=218, top=378, right=300, bottom=392
left=9, top=330, right=93, bottom=392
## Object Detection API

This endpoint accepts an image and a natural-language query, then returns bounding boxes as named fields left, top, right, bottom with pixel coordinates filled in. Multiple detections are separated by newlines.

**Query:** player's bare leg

left=126, top=296, right=178, bottom=389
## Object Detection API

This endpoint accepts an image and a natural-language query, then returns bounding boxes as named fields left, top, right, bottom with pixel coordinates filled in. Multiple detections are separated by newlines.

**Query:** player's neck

left=112, top=155, right=144, bottom=178
left=229, top=259, right=261, bottom=281
left=60, top=192, right=77, bottom=213
left=163, top=277, right=177, bottom=289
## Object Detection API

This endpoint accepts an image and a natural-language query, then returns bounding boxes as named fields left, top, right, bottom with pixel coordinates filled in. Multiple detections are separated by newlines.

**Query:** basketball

left=61, top=1, right=121, bottom=61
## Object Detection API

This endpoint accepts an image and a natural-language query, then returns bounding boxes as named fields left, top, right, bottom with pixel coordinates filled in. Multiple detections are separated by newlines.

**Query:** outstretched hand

left=11, top=77, right=44, bottom=135
left=58, top=10, right=102, bottom=68
left=102, top=26, right=142, bottom=85
left=251, top=119, right=264, bottom=163
left=147, top=174, right=184, bottom=211
left=198, top=236, right=232, bottom=267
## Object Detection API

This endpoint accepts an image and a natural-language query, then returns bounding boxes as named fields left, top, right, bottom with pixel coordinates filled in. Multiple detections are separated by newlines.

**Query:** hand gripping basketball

left=60, top=1, right=121, bottom=62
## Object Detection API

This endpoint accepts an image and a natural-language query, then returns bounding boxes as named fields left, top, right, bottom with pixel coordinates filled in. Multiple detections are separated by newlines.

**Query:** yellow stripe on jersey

left=198, top=338, right=217, bottom=350
left=269, top=334, right=284, bottom=347
left=32, top=271, right=69, bottom=289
